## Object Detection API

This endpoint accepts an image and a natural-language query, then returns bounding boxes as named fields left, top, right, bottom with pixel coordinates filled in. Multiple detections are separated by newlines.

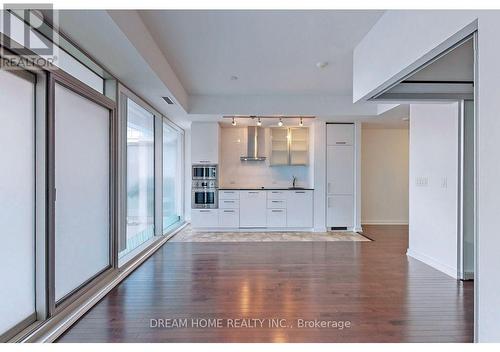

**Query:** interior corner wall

left=361, top=128, right=409, bottom=225
left=408, top=103, right=459, bottom=279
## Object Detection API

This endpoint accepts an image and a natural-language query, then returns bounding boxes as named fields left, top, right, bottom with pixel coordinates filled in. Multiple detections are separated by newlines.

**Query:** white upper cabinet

left=327, top=124, right=354, bottom=146
left=191, top=122, right=220, bottom=164
left=270, top=127, right=309, bottom=166
left=327, top=145, right=354, bottom=195
left=286, top=190, right=313, bottom=228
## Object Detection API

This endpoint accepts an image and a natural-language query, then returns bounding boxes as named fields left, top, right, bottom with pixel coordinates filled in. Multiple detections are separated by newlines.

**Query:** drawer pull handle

left=248, top=191, right=259, bottom=194
left=224, top=200, right=235, bottom=203
left=272, top=210, right=283, bottom=212
left=224, top=191, right=235, bottom=194
left=336, top=142, right=347, bottom=145
left=295, top=191, right=306, bottom=194
left=224, top=210, right=235, bottom=213
left=272, top=200, right=282, bottom=203
left=200, top=210, right=211, bottom=213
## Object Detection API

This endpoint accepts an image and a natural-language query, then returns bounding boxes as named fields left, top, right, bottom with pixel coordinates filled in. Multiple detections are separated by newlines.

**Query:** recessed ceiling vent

left=162, top=96, right=174, bottom=105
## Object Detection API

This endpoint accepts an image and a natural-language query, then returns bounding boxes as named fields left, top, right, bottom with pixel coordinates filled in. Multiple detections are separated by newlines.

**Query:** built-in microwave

left=192, top=164, right=217, bottom=180
left=192, top=188, right=218, bottom=209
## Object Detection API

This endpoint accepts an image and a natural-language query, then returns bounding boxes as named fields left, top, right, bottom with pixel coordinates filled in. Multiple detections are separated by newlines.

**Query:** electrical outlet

left=441, top=177, right=447, bottom=188
left=416, top=177, right=428, bottom=187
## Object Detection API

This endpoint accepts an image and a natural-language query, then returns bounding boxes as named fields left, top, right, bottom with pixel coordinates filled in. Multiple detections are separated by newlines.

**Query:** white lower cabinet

left=327, top=195, right=354, bottom=228
left=218, top=209, right=239, bottom=228
left=286, top=190, right=313, bottom=228
left=191, top=209, right=218, bottom=228
left=239, top=191, right=267, bottom=227
left=267, top=209, right=286, bottom=227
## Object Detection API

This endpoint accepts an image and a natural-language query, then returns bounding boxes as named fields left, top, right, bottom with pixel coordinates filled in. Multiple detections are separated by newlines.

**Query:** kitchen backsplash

left=219, top=127, right=311, bottom=188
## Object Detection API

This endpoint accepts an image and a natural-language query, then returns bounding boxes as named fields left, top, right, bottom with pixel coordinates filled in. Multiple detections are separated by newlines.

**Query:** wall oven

left=192, top=164, right=217, bottom=180
left=192, top=187, right=218, bottom=209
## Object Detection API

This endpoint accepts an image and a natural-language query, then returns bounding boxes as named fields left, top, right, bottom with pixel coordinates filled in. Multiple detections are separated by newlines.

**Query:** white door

left=239, top=191, right=267, bottom=227
left=327, top=195, right=354, bottom=228
left=327, top=145, right=354, bottom=195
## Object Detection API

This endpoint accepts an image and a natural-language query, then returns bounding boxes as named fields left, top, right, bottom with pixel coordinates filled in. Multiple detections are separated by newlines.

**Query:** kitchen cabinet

left=219, top=190, right=240, bottom=200
left=191, top=209, right=218, bottom=228
left=286, top=190, right=313, bottom=228
left=327, top=195, right=354, bottom=228
left=219, top=199, right=239, bottom=209
left=270, top=127, right=309, bottom=166
left=327, top=145, right=354, bottom=195
left=326, top=123, right=355, bottom=229
left=191, top=122, right=220, bottom=164
left=267, top=209, right=287, bottom=227
left=327, top=123, right=354, bottom=146
left=269, top=128, right=289, bottom=165
left=239, top=191, right=267, bottom=227
left=218, top=209, right=239, bottom=228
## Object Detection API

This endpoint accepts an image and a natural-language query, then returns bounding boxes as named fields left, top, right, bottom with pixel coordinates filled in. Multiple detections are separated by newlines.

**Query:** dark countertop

left=219, top=187, right=314, bottom=191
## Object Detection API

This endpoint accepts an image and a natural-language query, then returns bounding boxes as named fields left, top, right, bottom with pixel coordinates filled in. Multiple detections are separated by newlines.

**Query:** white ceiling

left=139, top=10, right=384, bottom=96
left=56, top=10, right=391, bottom=121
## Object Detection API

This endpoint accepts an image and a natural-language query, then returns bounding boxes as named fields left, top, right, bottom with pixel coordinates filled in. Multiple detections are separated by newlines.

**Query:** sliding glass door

left=54, top=83, right=111, bottom=302
left=0, top=70, right=36, bottom=338
left=121, top=98, right=155, bottom=257
left=162, top=122, right=183, bottom=230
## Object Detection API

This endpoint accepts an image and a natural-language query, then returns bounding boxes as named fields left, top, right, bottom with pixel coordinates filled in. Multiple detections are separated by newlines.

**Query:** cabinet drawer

left=219, top=199, right=239, bottom=209
left=267, top=209, right=287, bottom=227
left=219, top=190, right=239, bottom=200
left=218, top=209, right=239, bottom=228
left=327, top=124, right=354, bottom=146
left=267, top=190, right=287, bottom=199
left=267, top=199, right=286, bottom=209
left=191, top=209, right=218, bottom=228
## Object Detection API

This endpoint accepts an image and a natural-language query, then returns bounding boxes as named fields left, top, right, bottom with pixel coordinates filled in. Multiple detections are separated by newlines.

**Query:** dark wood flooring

left=58, top=225, right=473, bottom=343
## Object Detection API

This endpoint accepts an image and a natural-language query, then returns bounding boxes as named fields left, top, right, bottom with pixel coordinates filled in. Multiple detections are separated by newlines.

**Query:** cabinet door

left=219, top=209, right=239, bottom=228
left=219, top=190, right=239, bottom=200
left=191, top=122, right=219, bottom=164
left=289, top=127, right=309, bottom=165
left=239, top=191, right=267, bottom=227
left=286, top=191, right=313, bottom=228
left=327, top=145, right=354, bottom=195
left=327, top=124, right=354, bottom=146
left=327, top=195, right=354, bottom=228
left=270, top=128, right=289, bottom=166
left=191, top=209, right=219, bottom=228
left=267, top=209, right=287, bottom=227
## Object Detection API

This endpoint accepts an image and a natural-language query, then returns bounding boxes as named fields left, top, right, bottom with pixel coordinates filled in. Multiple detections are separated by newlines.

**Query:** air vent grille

left=162, top=96, right=174, bottom=105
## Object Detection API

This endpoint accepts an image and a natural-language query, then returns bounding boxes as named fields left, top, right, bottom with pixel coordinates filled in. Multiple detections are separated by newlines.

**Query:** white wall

left=354, top=10, right=500, bottom=341
left=408, top=103, right=459, bottom=279
left=361, top=127, right=409, bottom=225
left=219, top=127, right=311, bottom=188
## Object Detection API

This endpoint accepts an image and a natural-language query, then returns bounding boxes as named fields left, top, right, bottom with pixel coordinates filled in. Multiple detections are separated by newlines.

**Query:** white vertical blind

left=0, top=70, right=36, bottom=334
left=54, top=83, right=110, bottom=301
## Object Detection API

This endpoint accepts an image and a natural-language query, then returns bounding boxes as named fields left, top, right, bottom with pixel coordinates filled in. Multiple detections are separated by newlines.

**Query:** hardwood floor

left=57, top=225, right=473, bottom=343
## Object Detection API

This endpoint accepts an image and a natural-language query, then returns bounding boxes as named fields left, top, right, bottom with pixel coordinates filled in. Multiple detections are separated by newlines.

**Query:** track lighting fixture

left=299, top=117, right=303, bottom=127
left=231, top=117, right=236, bottom=126
left=257, top=118, right=262, bottom=126
left=278, top=118, right=283, bottom=127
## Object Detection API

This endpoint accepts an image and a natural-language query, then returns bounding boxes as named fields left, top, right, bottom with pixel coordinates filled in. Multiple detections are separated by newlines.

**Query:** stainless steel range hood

left=240, top=126, right=266, bottom=161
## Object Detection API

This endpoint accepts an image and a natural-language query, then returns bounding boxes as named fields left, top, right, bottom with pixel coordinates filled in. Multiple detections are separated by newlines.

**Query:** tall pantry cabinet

left=326, top=124, right=355, bottom=229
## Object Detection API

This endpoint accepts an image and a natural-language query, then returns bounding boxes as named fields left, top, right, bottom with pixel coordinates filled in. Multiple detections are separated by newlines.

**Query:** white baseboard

left=362, top=220, right=409, bottom=225
left=406, top=248, right=457, bottom=279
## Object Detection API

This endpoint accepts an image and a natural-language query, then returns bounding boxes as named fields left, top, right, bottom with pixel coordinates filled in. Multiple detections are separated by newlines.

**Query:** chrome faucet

left=292, top=175, right=297, bottom=188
